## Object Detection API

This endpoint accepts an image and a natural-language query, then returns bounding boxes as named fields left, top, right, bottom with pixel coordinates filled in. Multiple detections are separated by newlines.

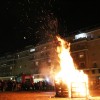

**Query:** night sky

left=0, top=0, right=100, bottom=54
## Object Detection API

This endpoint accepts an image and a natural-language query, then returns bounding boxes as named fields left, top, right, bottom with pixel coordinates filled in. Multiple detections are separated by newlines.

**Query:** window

left=79, top=54, right=84, bottom=58
left=75, top=33, right=87, bottom=40
left=25, top=64, right=26, bottom=67
left=44, top=46, right=46, bottom=49
left=30, top=48, right=35, bottom=52
left=10, top=66, right=12, bottom=70
left=47, top=59, right=51, bottom=66
left=41, top=52, right=44, bottom=57
left=18, top=55, right=19, bottom=58
left=29, top=56, right=34, bottom=61
left=20, top=66, right=22, bottom=69
left=46, top=52, right=50, bottom=57
left=98, top=69, right=100, bottom=73
left=80, top=62, right=85, bottom=69
left=35, top=61, right=39, bottom=66
left=93, top=63, right=97, bottom=68
left=92, top=70, right=95, bottom=74
left=79, top=52, right=84, bottom=58
left=7, top=61, right=14, bottom=65
left=48, top=59, right=51, bottom=63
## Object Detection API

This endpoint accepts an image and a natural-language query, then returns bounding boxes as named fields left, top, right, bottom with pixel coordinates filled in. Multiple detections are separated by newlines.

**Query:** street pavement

left=0, top=91, right=100, bottom=100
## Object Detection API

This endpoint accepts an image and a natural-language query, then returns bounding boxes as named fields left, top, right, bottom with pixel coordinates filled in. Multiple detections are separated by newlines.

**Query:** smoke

left=39, top=62, right=50, bottom=76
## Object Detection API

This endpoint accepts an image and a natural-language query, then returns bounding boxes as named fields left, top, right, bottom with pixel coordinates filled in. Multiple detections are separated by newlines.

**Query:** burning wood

left=55, top=36, right=89, bottom=98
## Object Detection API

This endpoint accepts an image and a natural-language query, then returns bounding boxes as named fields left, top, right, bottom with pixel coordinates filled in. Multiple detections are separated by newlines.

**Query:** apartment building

left=67, top=27, right=100, bottom=86
left=0, top=27, right=100, bottom=86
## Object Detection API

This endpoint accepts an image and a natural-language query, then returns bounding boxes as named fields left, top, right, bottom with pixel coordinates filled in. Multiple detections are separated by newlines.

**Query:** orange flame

left=55, top=36, right=89, bottom=97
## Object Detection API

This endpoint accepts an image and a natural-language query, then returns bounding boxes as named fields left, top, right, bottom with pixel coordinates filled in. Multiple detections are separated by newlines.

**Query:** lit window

left=48, top=59, right=51, bottom=62
left=75, top=33, right=87, bottom=40
left=10, top=67, right=12, bottom=70
left=30, top=48, right=35, bottom=52
left=18, top=55, right=19, bottom=58
left=24, top=36, right=26, bottom=39
left=44, top=47, right=46, bottom=49
left=35, top=61, right=38, bottom=66
left=47, top=59, right=51, bottom=66
left=79, top=54, right=84, bottom=58
left=79, top=52, right=84, bottom=58
left=20, top=66, right=22, bottom=68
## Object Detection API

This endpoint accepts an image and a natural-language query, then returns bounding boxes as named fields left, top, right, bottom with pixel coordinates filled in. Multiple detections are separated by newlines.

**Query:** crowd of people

left=0, top=80, right=55, bottom=92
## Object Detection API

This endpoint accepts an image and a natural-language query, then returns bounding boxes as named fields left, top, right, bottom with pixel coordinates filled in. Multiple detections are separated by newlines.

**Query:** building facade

left=67, top=27, right=100, bottom=87
left=0, top=27, right=100, bottom=86
left=0, top=39, right=59, bottom=84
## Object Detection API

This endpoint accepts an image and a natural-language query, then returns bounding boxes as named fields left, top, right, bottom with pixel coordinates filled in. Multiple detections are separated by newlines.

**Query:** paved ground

left=0, top=90, right=100, bottom=100
left=90, top=90, right=100, bottom=97
left=0, top=91, right=54, bottom=100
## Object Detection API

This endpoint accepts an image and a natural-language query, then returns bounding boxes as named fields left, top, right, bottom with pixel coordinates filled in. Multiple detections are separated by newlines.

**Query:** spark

left=24, top=37, right=26, bottom=39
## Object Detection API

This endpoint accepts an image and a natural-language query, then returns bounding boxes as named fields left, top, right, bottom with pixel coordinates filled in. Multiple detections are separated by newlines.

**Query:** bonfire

left=55, top=36, right=89, bottom=98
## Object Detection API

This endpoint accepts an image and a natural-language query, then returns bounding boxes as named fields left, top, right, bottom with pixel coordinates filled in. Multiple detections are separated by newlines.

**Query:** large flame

left=55, top=36, right=89, bottom=97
